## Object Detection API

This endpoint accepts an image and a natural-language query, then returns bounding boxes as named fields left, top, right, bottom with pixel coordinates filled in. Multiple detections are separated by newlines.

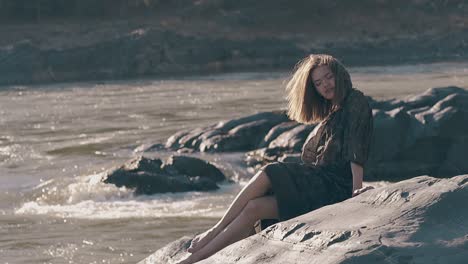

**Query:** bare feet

left=174, top=253, right=199, bottom=264
left=352, top=185, right=375, bottom=197
left=175, top=249, right=208, bottom=264
left=187, top=227, right=219, bottom=253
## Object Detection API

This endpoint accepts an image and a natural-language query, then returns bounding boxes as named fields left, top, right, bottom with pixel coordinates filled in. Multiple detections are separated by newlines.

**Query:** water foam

left=15, top=172, right=237, bottom=219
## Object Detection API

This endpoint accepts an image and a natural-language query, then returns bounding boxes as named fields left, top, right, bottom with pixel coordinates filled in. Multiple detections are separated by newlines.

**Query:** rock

left=159, top=87, right=468, bottom=182
left=161, top=155, right=225, bottom=183
left=103, top=155, right=226, bottom=195
left=163, top=111, right=290, bottom=152
left=258, top=121, right=300, bottom=148
left=244, top=147, right=285, bottom=167
left=365, top=88, right=468, bottom=181
left=437, top=136, right=468, bottom=176
left=121, top=155, right=164, bottom=173
left=139, top=174, right=468, bottom=264
left=267, top=124, right=315, bottom=151
left=369, top=107, right=424, bottom=162
left=394, top=86, right=467, bottom=111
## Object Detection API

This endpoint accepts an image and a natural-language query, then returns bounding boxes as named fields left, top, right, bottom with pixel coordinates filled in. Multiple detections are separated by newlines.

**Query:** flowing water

left=0, top=62, right=467, bottom=263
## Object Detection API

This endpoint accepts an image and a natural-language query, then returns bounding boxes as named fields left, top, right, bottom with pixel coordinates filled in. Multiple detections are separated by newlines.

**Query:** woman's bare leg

left=187, top=170, right=271, bottom=253
left=176, top=196, right=278, bottom=264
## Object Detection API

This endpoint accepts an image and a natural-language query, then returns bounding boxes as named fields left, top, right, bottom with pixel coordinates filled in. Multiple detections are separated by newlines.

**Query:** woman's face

left=311, top=65, right=335, bottom=100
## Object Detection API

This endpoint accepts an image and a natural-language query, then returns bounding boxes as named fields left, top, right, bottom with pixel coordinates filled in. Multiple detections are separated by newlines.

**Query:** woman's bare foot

left=187, top=227, right=220, bottom=253
left=174, top=253, right=199, bottom=264
left=175, top=250, right=209, bottom=264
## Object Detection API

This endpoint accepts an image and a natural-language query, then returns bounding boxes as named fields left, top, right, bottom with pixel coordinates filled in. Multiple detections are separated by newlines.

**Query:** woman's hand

left=352, top=186, right=374, bottom=197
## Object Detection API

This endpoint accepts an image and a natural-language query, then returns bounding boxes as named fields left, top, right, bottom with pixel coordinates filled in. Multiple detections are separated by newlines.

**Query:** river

left=0, top=62, right=467, bottom=263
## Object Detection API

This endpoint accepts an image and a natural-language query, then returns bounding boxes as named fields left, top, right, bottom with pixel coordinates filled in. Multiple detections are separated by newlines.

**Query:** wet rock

left=161, top=155, right=225, bottom=183
left=139, top=174, right=468, bottom=264
left=103, top=155, right=226, bottom=195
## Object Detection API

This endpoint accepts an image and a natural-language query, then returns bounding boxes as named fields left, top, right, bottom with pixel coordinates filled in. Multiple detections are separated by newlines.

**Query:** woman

left=176, top=54, right=374, bottom=264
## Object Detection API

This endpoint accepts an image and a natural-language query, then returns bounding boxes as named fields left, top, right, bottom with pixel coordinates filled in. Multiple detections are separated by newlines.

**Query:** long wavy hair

left=286, top=54, right=352, bottom=124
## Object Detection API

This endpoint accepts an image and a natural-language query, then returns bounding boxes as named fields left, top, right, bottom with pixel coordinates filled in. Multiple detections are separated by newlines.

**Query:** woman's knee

left=248, top=169, right=271, bottom=193
left=241, top=197, right=278, bottom=222
left=241, top=199, right=263, bottom=221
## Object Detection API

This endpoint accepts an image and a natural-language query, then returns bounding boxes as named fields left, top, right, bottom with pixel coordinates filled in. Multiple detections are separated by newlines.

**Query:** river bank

left=1, top=1, right=467, bottom=86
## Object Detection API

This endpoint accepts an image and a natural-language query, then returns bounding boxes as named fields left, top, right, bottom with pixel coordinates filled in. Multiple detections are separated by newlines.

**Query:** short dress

left=260, top=88, right=373, bottom=222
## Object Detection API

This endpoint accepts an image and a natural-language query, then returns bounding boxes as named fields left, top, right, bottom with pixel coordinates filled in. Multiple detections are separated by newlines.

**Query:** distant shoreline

left=1, top=30, right=467, bottom=87
left=1, top=0, right=467, bottom=87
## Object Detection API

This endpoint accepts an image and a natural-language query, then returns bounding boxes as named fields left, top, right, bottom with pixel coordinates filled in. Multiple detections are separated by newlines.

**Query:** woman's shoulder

left=342, top=88, right=372, bottom=116
left=344, top=88, right=370, bottom=108
left=347, top=88, right=366, bottom=102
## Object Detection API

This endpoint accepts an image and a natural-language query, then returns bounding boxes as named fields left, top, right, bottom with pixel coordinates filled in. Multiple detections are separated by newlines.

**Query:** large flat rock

left=139, top=174, right=468, bottom=264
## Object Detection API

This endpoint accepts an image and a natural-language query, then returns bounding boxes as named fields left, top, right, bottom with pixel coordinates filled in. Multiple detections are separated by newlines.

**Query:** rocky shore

left=139, top=174, right=468, bottom=264
left=1, top=0, right=467, bottom=86
left=1, top=28, right=466, bottom=87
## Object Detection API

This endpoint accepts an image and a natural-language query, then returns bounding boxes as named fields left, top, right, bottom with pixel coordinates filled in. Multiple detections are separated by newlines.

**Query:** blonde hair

left=286, top=54, right=352, bottom=124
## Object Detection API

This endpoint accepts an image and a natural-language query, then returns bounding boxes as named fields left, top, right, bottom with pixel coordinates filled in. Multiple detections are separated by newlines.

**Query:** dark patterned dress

left=260, top=88, right=373, bottom=221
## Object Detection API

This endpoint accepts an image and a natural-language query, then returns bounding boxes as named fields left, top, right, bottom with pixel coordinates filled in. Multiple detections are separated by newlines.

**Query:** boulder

left=365, top=87, right=468, bottom=181
left=103, top=155, right=226, bottom=195
left=138, top=174, right=468, bottom=264
left=161, top=155, right=225, bottom=183
left=163, top=111, right=290, bottom=152
left=267, top=124, right=315, bottom=151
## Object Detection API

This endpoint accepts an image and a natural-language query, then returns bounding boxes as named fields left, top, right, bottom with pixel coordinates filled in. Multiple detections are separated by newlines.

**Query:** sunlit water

left=0, top=62, right=467, bottom=263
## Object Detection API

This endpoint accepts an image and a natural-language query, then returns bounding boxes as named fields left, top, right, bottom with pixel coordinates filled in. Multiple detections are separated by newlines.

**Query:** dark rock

left=267, top=124, right=315, bottom=151
left=122, top=155, right=163, bottom=173
left=364, top=87, right=468, bottom=180
left=103, top=155, right=226, bottom=195
left=244, top=147, right=285, bottom=167
left=165, top=130, right=190, bottom=150
left=258, top=121, right=300, bottom=148
left=437, top=136, right=468, bottom=176
left=164, top=111, right=290, bottom=152
left=369, top=107, right=424, bottom=162
left=400, top=86, right=467, bottom=111
left=161, top=155, right=225, bottom=183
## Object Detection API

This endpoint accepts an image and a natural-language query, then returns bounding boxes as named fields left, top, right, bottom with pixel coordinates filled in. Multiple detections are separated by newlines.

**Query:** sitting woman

left=176, top=54, right=374, bottom=264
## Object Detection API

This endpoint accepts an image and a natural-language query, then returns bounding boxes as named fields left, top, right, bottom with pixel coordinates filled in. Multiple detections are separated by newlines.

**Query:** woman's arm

left=350, top=162, right=363, bottom=192
left=350, top=162, right=374, bottom=197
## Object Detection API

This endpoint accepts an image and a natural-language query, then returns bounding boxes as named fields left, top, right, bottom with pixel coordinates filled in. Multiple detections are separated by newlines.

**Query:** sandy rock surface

left=139, top=174, right=468, bottom=264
